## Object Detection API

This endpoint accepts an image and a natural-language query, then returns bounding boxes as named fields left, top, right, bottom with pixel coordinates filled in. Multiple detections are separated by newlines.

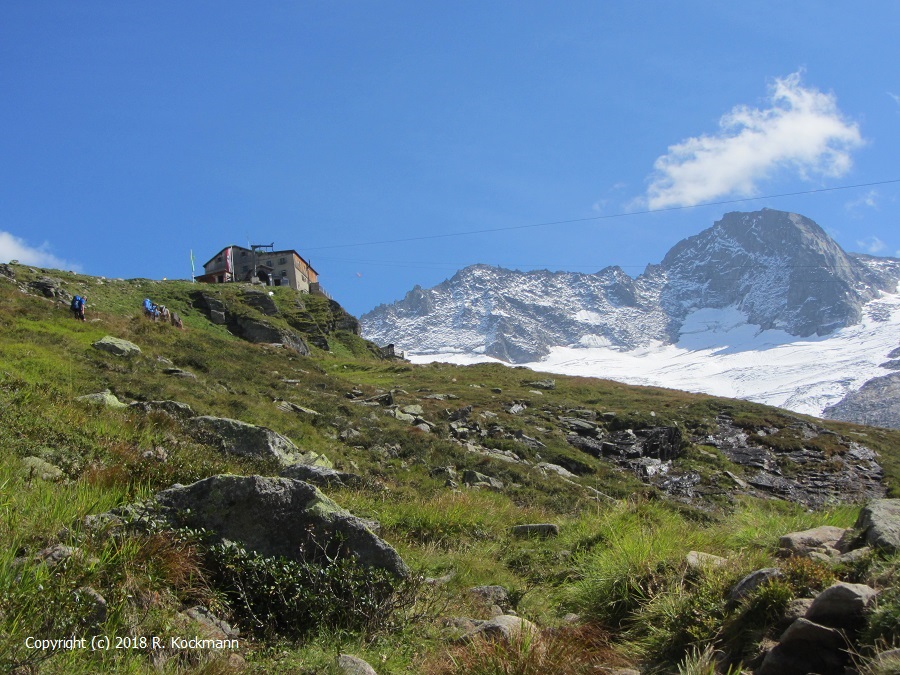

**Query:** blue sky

left=1, top=2, right=899, bottom=316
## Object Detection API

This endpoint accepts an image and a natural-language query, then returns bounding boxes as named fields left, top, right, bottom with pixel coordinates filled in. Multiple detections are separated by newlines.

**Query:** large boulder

left=804, top=582, right=878, bottom=628
left=845, top=499, right=900, bottom=554
left=757, top=618, right=848, bottom=675
left=187, top=416, right=303, bottom=466
left=92, top=336, right=141, bottom=357
left=152, top=475, right=408, bottom=578
left=778, top=525, right=846, bottom=557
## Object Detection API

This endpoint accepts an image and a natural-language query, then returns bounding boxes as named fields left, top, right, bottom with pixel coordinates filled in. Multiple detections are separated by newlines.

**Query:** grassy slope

left=1, top=265, right=898, bottom=674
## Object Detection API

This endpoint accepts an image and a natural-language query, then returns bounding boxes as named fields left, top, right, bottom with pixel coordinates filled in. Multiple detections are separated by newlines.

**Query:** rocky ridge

left=362, top=210, right=900, bottom=363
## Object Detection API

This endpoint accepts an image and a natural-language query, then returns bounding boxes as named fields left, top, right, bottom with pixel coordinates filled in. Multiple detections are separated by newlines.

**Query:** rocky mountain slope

left=3, top=263, right=900, bottom=674
left=361, top=209, right=900, bottom=426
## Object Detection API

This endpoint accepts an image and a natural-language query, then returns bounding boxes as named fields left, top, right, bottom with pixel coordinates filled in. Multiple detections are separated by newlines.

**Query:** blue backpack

left=71, top=295, right=83, bottom=310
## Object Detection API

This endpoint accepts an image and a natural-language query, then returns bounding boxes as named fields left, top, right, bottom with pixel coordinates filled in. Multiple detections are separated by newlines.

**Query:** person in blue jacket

left=143, top=298, right=159, bottom=319
left=70, top=295, right=86, bottom=321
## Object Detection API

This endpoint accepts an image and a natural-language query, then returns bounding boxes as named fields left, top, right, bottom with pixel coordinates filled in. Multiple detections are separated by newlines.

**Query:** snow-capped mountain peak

left=360, top=209, right=900, bottom=424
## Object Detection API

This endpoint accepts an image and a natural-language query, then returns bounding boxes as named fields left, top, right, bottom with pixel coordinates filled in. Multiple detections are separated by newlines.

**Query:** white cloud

left=646, top=72, right=863, bottom=209
left=856, top=236, right=885, bottom=254
left=0, top=231, right=81, bottom=270
left=890, top=92, right=900, bottom=108
left=845, top=189, right=879, bottom=214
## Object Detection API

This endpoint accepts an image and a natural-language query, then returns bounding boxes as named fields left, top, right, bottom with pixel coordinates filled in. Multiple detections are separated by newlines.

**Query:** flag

left=190, top=249, right=196, bottom=282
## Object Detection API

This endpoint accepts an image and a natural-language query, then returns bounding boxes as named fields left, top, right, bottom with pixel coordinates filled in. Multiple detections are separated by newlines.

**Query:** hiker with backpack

left=142, top=298, right=159, bottom=320
left=70, top=295, right=86, bottom=321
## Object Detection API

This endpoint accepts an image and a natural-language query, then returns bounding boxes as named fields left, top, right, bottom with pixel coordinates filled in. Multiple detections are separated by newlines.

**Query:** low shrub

left=431, top=623, right=629, bottom=675
left=203, top=539, right=418, bottom=640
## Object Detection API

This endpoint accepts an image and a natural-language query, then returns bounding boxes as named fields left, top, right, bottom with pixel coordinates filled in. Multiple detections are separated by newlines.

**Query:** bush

left=204, top=540, right=417, bottom=640
left=432, top=624, right=629, bottom=675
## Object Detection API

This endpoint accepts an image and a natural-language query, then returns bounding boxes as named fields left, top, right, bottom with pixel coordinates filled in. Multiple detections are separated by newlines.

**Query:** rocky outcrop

left=151, top=475, right=409, bottom=577
left=566, top=424, right=684, bottom=484
left=187, top=416, right=304, bottom=466
left=823, top=370, right=900, bottom=430
left=28, top=276, right=70, bottom=300
left=241, top=290, right=280, bottom=316
left=697, top=415, right=885, bottom=508
left=229, top=315, right=310, bottom=355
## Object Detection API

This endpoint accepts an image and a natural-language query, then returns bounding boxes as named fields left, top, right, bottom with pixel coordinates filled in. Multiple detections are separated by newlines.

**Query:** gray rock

left=560, top=417, right=598, bottom=434
left=92, top=336, right=141, bottom=357
left=275, top=400, right=321, bottom=417
left=850, top=499, right=900, bottom=554
left=685, top=551, right=725, bottom=569
left=129, top=400, right=196, bottom=419
left=462, top=470, right=503, bottom=490
left=805, top=582, right=878, bottom=628
left=835, top=546, right=872, bottom=565
left=778, top=525, right=846, bottom=556
left=188, top=416, right=302, bottom=466
left=77, top=390, right=128, bottom=408
left=510, top=523, right=560, bottom=538
left=782, top=598, right=814, bottom=627
left=727, top=568, right=782, bottom=605
left=231, top=315, right=310, bottom=355
left=34, top=544, right=78, bottom=567
left=20, top=456, right=64, bottom=482
left=447, top=406, right=472, bottom=421
left=460, top=615, right=539, bottom=643
left=470, top=585, right=510, bottom=610
left=823, top=370, right=900, bottom=430
left=242, top=290, right=280, bottom=316
left=758, top=618, right=848, bottom=675
left=279, top=463, right=361, bottom=488
left=153, top=475, right=409, bottom=577
left=28, top=276, right=68, bottom=299
left=335, top=654, right=378, bottom=675
left=536, top=462, right=576, bottom=479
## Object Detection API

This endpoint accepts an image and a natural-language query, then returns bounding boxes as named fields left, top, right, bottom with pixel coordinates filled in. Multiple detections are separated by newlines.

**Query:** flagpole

left=190, top=249, right=196, bottom=283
